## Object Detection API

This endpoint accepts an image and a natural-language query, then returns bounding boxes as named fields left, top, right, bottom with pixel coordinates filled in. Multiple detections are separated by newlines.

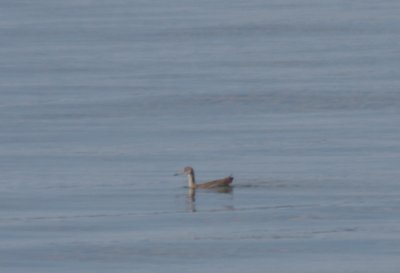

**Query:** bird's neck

left=187, top=173, right=196, bottom=188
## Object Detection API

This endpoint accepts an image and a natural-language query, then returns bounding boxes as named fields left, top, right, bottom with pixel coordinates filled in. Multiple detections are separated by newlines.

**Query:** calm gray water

left=1, top=1, right=400, bottom=272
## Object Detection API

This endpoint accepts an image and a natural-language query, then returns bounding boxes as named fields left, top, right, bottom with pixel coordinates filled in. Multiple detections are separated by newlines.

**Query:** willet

left=175, top=166, right=233, bottom=189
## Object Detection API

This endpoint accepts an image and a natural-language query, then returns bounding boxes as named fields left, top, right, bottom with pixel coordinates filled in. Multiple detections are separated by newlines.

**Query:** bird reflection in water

left=185, top=187, right=233, bottom=213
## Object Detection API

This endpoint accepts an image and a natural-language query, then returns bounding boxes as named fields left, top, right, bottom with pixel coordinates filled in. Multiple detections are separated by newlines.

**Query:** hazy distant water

left=1, top=1, right=400, bottom=272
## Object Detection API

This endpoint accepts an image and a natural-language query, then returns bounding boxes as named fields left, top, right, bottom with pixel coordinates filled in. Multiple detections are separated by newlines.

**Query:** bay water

left=1, top=1, right=400, bottom=272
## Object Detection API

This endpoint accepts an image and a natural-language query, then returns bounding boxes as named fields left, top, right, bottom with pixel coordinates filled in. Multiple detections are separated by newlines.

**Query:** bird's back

left=196, top=176, right=233, bottom=189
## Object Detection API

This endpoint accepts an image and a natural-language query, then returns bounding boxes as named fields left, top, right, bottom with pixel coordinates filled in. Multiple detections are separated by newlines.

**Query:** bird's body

left=176, top=166, right=233, bottom=189
left=194, top=176, right=234, bottom=189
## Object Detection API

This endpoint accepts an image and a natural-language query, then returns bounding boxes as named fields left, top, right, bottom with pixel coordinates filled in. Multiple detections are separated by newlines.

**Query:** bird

left=175, top=166, right=233, bottom=189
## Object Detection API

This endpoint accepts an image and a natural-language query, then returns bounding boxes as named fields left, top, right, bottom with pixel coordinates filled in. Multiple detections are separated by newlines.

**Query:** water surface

left=1, top=0, right=400, bottom=272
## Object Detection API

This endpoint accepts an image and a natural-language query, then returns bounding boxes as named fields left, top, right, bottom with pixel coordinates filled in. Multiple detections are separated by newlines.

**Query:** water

left=1, top=1, right=400, bottom=272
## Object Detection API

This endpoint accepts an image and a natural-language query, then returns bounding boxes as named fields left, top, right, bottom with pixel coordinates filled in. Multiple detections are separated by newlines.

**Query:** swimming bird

left=175, top=166, right=233, bottom=189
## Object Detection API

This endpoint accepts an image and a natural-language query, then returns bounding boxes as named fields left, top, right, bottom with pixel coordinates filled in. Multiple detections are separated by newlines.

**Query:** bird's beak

left=174, top=169, right=185, bottom=176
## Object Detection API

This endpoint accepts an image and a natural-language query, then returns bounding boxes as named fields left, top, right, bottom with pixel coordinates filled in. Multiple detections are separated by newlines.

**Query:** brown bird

left=175, top=166, right=233, bottom=189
